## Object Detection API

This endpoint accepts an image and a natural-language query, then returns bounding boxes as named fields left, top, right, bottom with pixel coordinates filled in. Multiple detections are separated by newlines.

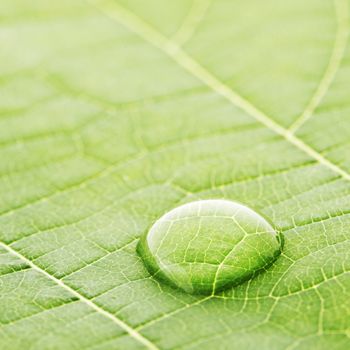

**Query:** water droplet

left=137, top=199, right=282, bottom=295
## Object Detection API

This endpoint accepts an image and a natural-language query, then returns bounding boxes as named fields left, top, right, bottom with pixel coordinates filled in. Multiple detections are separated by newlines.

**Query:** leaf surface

left=1, top=1, right=350, bottom=349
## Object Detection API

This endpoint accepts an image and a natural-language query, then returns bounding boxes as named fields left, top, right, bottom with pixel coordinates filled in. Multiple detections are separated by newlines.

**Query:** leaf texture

left=0, top=1, right=350, bottom=349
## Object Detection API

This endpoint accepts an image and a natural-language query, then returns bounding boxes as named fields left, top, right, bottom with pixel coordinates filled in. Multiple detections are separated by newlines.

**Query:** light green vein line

left=88, top=0, right=350, bottom=182
left=0, top=117, right=260, bottom=218
left=0, top=241, right=159, bottom=350
left=212, top=215, right=247, bottom=295
left=172, top=0, right=211, bottom=46
left=288, top=0, right=349, bottom=134
left=136, top=296, right=212, bottom=331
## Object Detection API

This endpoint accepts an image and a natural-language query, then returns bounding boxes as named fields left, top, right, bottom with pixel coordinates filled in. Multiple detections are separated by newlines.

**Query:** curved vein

left=288, top=0, right=349, bottom=134
left=172, top=0, right=211, bottom=46
left=88, top=0, right=350, bottom=182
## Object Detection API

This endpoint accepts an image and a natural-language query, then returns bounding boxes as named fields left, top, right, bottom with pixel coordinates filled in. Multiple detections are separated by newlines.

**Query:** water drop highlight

left=137, top=199, right=282, bottom=295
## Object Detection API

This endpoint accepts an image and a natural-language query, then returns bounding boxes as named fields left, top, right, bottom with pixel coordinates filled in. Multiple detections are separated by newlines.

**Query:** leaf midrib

left=89, top=0, right=350, bottom=182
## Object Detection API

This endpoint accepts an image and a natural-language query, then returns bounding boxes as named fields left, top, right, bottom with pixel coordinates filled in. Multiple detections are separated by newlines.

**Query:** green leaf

left=1, top=0, right=350, bottom=349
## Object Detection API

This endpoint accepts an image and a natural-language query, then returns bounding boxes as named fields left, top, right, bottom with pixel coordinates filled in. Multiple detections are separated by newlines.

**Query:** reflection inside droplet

left=137, top=199, right=282, bottom=295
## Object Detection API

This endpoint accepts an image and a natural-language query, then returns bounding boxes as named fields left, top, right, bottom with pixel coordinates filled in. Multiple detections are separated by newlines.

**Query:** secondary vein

left=88, top=0, right=350, bottom=182
left=0, top=240, right=159, bottom=350
left=288, top=0, right=349, bottom=134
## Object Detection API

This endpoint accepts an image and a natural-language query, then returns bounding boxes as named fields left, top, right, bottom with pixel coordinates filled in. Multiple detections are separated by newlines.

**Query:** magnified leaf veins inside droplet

left=137, top=199, right=283, bottom=295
